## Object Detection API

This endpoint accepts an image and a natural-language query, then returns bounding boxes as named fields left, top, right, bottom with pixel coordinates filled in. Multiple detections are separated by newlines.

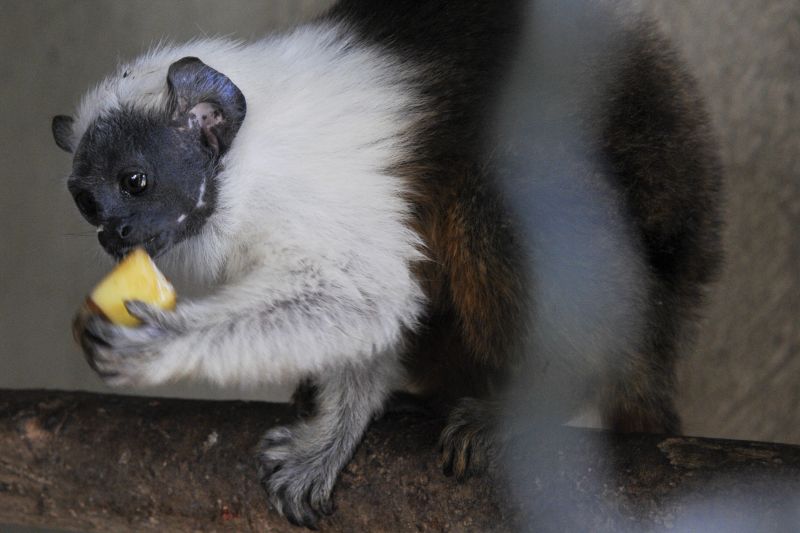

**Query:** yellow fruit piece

left=88, top=248, right=176, bottom=326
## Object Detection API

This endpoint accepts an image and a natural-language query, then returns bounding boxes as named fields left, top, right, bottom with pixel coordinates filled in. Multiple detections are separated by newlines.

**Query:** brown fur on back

left=400, top=159, right=528, bottom=405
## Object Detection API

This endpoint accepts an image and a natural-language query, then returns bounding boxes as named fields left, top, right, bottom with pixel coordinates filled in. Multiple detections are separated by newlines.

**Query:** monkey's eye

left=119, top=171, right=149, bottom=195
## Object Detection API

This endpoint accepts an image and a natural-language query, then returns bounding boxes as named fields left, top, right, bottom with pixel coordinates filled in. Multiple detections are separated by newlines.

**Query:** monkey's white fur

left=60, top=4, right=720, bottom=526
left=69, top=18, right=648, bottom=399
left=71, top=23, right=426, bottom=386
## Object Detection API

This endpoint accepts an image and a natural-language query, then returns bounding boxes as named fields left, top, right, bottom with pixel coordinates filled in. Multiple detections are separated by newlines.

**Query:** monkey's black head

left=52, top=57, right=246, bottom=260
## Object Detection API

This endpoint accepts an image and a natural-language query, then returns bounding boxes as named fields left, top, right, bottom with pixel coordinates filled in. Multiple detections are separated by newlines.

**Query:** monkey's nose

left=73, top=191, right=100, bottom=226
left=98, top=220, right=138, bottom=259
left=117, top=224, right=133, bottom=239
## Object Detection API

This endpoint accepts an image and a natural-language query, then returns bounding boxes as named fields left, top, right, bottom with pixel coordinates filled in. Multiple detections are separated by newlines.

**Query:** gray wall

left=1, top=1, right=798, bottom=444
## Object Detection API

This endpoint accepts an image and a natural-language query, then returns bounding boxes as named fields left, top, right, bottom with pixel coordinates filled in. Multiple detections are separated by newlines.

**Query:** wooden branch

left=1, top=390, right=798, bottom=532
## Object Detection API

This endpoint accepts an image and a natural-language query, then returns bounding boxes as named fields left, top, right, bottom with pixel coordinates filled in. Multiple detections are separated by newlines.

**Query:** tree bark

left=0, top=390, right=798, bottom=532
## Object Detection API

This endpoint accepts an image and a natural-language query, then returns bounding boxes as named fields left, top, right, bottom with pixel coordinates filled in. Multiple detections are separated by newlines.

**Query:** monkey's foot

left=258, top=424, right=337, bottom=529
left=439, top=397, right=499, bottom=481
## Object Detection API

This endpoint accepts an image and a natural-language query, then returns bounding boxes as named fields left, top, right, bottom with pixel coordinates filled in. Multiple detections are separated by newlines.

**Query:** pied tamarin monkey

left=51, top=0, right=721, bottom=528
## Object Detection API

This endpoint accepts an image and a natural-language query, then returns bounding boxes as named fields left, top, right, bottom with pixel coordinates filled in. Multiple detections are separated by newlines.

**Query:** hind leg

left=602, top=351, right=681, bottom=435
left=259, top=355, right=398, bottom=528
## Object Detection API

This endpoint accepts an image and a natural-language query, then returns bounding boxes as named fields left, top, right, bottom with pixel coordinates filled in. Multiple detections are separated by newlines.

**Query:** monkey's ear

left=52, top=115, right=75, bottom=153
left=166, top=57, right=247, bottom=158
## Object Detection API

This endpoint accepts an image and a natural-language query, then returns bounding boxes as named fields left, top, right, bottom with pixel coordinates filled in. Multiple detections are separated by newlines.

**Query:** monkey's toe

left=438, top=398, right=497, bottom=481
left=258, top=425, right=336, bottom=529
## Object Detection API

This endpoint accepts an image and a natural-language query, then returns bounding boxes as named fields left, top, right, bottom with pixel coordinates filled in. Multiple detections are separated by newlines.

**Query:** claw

left=261, top=426, right=293, bottom=446
left=84, top=314, right=114, bottom=343
left=438, top=398, right=498, bottom=481
left=124, top=300, right=159, bottom=323
left=258, top=424, right=336, bottom=530
left=124, top=299, right=181, bottom=332
left=439, top=442, right=454, bottom=477
left=72, top=301, right=167, bottom=387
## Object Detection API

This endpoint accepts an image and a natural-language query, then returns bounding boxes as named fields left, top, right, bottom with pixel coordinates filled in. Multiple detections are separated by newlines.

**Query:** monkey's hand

left=75, top=301, right=186, bottom=387
left=73, top=251, right=423, bottom=389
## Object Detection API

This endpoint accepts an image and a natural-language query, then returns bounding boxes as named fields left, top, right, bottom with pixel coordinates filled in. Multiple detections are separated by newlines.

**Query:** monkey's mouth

left=101, top=233, right=172, bottom=262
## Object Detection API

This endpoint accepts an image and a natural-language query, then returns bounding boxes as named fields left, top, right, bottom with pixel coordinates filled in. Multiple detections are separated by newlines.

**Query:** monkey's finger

left=284, top=493, right=320, bottom=530
left=124, top=300, right=174, bottom=328
left=269, top=484, right=320, bottom=530
left=78, top=328, right=109, bottom=375
left=453, top=436, right=473, bottom=482
left=82, top=315, right=124, bottom=352
left=86, top=314, right=161, bottom=352
left=307, top=483, right=335, bottom=517
left=439, top=443, right=455, bottom=476
left=261, top=426, right=294, bottom=446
